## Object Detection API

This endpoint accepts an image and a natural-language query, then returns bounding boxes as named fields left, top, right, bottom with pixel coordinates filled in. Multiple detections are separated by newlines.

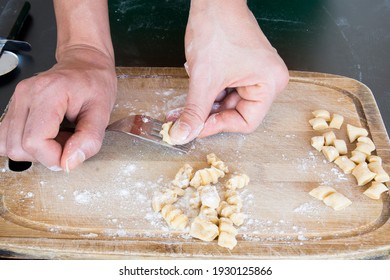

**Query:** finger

left=5, top=95, right=35, bottom=162
left=21, top=95, right=68, bottom=170
left=169, top=69, right=222, bottom=145
left=61, top=104, right=110, bottom=172
left=199, top=84, right=275, bottom=137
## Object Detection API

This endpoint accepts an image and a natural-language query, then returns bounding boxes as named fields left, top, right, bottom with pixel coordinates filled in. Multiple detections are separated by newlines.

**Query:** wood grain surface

left=0, top=68, right=389, bottom=259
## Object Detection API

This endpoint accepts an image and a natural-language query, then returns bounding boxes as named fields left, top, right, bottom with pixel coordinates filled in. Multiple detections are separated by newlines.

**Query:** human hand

left=168, top=0, right=289, bottom=145
left=0, top=46, right=117, bottom=171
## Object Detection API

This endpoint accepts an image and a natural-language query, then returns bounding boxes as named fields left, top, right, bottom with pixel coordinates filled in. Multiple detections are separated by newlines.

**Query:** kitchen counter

left=1, top=0, right=389, bottom=131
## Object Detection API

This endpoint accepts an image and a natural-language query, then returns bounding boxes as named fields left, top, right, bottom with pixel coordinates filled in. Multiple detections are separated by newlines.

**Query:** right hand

left=0, top=46, right=117, bottom=172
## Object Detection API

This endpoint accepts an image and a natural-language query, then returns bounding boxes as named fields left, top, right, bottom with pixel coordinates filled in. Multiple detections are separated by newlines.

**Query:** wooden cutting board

left=0, top=68, right=389, bottom=259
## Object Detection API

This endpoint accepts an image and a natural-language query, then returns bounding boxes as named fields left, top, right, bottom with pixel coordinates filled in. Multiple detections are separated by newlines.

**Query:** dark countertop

left=1, top=0, right=389, bottom=132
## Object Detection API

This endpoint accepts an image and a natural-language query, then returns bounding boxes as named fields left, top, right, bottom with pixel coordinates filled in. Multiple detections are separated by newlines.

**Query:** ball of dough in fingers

left=160, top=121, right=174, bottom=145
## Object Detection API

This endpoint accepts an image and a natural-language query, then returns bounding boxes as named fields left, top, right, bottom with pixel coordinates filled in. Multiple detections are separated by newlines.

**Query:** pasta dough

left=190, top=166, right=225, bottom=187
left=309, top=117, right=328, bottom=130
left=217, top=218, right=238, bottom=250
left=347, top=124, right=368, bottom=143
left=329, top=113, right=344, bottom=129
left=334, top=156, right=356, bottom=174
left=199, top=185, right=221, bottom=209
left=172, top=164, right=194, bottom=189
left=160, top=121, right=173, bottom=145
left=189, top=217, right=219, bottom=242
left=311, top=136, right=324, bottom=152
left=207, top=153, right=229, bottom=173
left=309, top=186, right=351, bottom=211
left=352, top=162, right=377, bottom=186
left=161, top=204, right=189, bottom=230
left=225, top=174, right=250, bottom=190
left=363, top=182, right=389, bottom=199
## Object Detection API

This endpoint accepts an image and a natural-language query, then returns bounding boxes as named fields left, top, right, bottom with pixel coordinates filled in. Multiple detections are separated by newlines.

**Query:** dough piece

left=357, top=136, right=375, bottom=151
left=363, top=182, right=389, bottom=199
left=225, top=174, right=250, bottom=190
left=161, top=204, right=188, bottom=230
left=323, top=131, right=337, bottom=146
left=217, top=201, right=245, bottom=226
left=312, top=109, right=331, bottom=121
left=309, top=186, right=337, bottom=200
left=199, top=185, right=221, bottom=209
left=225, top=190, right=243, bottom=209
left=311, top=136, right=325, bottom=152
left=323, top=192, right=352, bottom=211
left=333, top=139, right=348, bottom=155
left=189, top=217, right=219, bottom=242
left=189, top=191, right=201, bottom=209
left=218, top=218, right=238, bottom=250
left=309, top=117, right=328, bottom=130
left=172, top=164, right=194, bottom=189
left=190, top=166, right=225, bottom=188
left=355, top=142, right=375, bottom=155
left=207, top=153, right=229, bottom=173
left=367, top=155, right=382, bottom=164
left=352, top=162, right=377, bottom=186
left=160, top=121, right=173, bottom=145
left=350, top=150, right=367, bottom=164
left=368, top=162, right=390, bottom=183
left=198, top=205, right=219, bottom=224
left=151, top=188, right=179, bottom=212
left=334, top=156, right=356, bottom=174
left=329, top=114, right=344, bottom=129
left=322, top=146, right=339, bottom=162
left=347, top=124, right=368, bottom=143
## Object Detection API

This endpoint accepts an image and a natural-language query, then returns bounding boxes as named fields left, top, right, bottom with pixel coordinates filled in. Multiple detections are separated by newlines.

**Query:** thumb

left=60, top=106, right=110, bottom=172
left=169, top=76, right=219, bottom=145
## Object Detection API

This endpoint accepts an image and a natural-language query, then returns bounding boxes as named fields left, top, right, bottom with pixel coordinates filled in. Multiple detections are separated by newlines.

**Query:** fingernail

left=169, top=120, right=192, bottom=145
left=48, top=166, right=63, bottom=172
left=65, top=149, right=86, bottom=173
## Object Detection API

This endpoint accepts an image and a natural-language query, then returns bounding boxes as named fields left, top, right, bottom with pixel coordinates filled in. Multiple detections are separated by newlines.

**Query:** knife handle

left=0, top=0, right=31, bottom=39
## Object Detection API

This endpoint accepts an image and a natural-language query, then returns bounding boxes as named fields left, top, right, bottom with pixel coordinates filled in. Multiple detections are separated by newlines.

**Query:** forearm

left=53, top=0, right=114, bottom=64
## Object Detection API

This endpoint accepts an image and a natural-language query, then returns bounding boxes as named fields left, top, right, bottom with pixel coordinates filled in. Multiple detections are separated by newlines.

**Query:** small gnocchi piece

left=352, top=162, right=377, bottom=186
left=322, top=146, right=339, bottom=162
left=190, top=166, right=225, bottom=188
left=334, top=156, right=356, bottom=174
left=350, top=150, right=367, bottom=164
left=199, top=185, right=221, bottom=209
left=217, top=218, right=238, bottom=250
left=151, top=188, right=179, bottom=212
left=323, top=192, right=352, bottom=211
left=198, top=205, right=219, bottom=225
left=311, top=136, right=325, bottom=152
left=309, top=186, right=351, bottom=211
left=224, top=190, right=243, bottom=209
left=309, top=186, right=337, bottom=200
left=312, top=109, right=331, bottom=121
left=347, top=124, right=368, bottom=143
left=217, top=201, right=245, bottom=226
left=363, top=182, right=389, bottom=199
left=355, top=142, right=375, bottom=155
left=207, top=153, right=229, bottom=173
left=368, top=162, right=390, bottom=183
left=172, top=164, right=194, bottom=189
left=161, top=204, right=188, bottom=230
left=189, top=217, right=219, bottom=242
left=323, top=131, right=336, bottom=146
left=333, top=139, right=348, bottom=155
left=160, top=121, right=173, bottom=145
left=357, top=136, right=376, bottom=151
left=329, top=113, right=344, bottom=129
left=225, top=174, right=250, bottom=190
left=189, top=191, right=201, bottom=209
left=367, top=155, right=382, bottom=164
left=309, top=117, right=328, bottom=130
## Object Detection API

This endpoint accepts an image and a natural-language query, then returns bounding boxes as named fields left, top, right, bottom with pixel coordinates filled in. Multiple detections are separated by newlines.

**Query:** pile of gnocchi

left=151, top=153, right=249, bottom=250
left=309, top=109, right=389, bottom=210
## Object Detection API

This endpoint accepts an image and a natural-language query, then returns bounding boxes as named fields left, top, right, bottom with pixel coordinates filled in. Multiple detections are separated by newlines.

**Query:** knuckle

left=183, top=103, right=208, bottom=124
left=22, top=133, right=38, bottom=155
